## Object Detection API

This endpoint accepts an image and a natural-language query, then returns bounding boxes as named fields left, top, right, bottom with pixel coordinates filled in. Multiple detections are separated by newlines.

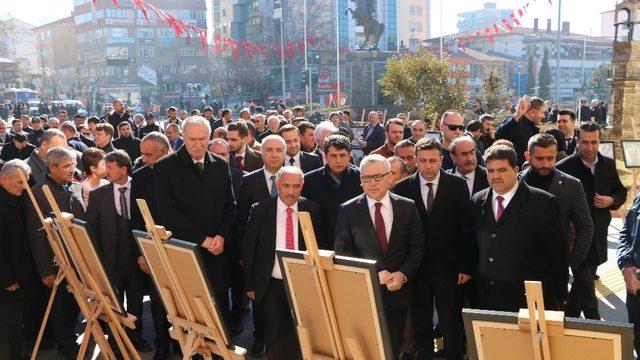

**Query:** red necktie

left=496, top=195, right=505, bottom=221
left=374, top=202, right=387, bottom=253
left=236, top=155, right=244, bottom=172
left=286, top=207, right=295, bottom=250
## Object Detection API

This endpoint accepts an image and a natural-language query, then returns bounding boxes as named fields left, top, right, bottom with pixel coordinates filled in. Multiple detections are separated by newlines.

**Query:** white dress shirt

left=366, top=192, right=393, bottom=242
left=580, top=154, right=599, bottom=175
left=492, top=182, right=519, bottom=220
left=113, top=177, right=132, bottom=218
left=263, top=169, right=277, bottom=195
left=454, top=168, right=475, bottom=197
left=419, top=171, right=440, bottom=211
left=272, top=198, right=299, bottom=279
left=285, top=152, right=301, bottom=169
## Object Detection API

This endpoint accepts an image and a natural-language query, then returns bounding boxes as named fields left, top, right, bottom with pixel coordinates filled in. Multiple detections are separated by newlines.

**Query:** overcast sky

left=1, top=0, right=619, bottom=37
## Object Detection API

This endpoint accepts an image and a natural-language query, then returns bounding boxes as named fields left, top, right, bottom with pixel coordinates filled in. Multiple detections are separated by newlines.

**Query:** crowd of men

left=0, top=95, right=638, bottom=360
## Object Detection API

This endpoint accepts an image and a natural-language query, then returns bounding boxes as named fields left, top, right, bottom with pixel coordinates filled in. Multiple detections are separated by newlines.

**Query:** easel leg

left=90, top=320, right=116, bottom=360
left=30, top=269, right=64, bottom=360
left=107, top=320, right=132, bottom=360
left=78, top=303, right=102, bottom=360
left=345, top=338, right=366, bottom=360
left=296, top=326, right=314, bottom=360
left=182, top=333, right=196, bottom=360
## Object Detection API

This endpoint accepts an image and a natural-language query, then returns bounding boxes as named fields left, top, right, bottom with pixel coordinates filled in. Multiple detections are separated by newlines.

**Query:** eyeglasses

left=361, top=172, right=389, bottom=183
left=445, top=124, right=465, bottom=131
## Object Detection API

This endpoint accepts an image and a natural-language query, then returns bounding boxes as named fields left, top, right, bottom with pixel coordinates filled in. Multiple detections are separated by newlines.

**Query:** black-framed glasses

left=361, top=172, right=389, bottom=183
left=445, top=124, right=465, bottom=131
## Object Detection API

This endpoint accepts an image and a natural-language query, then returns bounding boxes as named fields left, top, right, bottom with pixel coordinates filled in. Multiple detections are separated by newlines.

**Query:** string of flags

left=454, top=0, right=554, bottom=53
left=94, top=0, right=209, bottom=53
left=212, top=35, right=348, bottom=62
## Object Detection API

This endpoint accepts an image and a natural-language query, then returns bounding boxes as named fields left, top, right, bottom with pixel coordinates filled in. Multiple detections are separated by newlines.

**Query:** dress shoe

left=251, top=341, right=266, bottom=358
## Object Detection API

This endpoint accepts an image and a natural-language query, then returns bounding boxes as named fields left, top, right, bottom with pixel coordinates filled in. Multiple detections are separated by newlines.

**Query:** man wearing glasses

left=440, top=111, right=483, bottom=172
left=335, top=154, right=425, bottom=358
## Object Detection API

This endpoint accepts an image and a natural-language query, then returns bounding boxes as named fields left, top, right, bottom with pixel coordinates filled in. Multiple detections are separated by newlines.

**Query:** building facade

left=457, top=2, right=513, bottom=34
left=71, top=0, right=209, bottom=108
left=0, top=17, right=38, bottom=73
left=398, top=0, right=430, bottom=51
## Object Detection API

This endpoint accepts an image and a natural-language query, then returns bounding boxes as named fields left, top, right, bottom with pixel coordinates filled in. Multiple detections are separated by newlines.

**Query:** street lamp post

left=303, top=0, right=309, bottom=104
left=554, top=0, right=562, bottom=103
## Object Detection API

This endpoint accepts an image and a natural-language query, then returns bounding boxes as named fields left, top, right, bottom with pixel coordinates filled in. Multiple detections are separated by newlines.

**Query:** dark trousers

left=412, top=279, right=463, bottom=360
left=112, top=258, right=145, bottom=341
left=148, top=278, right=171, bottom=353
left=48, top=279, right=80, bottom=350
left=257, top=279, right=300, bottom=360
left=0, top=297, right=24, bottom=360
left=565, top=265, right=600, bottom=319
left=386, top=305, right=408, bottom=360
left=626, top=291, right=640, bottom=356
left=229, top=258, right=248, bottom=322
left=22, top=282, right=52, bottom=346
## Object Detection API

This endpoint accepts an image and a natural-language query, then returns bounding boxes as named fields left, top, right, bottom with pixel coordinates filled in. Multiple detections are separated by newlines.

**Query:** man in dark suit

left=496, top=97, right=546, bottom=167
left=165, top=123, right=184, bottom=152
left=130, top=132, right=173, bottom=359
left=358, top=111, right=386, bottom=155
left=228, top=122, right=263, bottom=173
left=244, top=166, right=326, bottom=359
left=208, top=138, right=247, bottom=335
left=446, top=136, right=490, bottom=197
left=335, top=154, right=425, bottom=358
left=471, top=145, right=567, bottom=312
left=440, top=111, right=484, bottom=171
left=236, top=135, right=285, bottom=357
left=576, top=99, right=591, bottom=123
left=278, top=124, right=323, bottom=173
left=557, top=123, right=627, bottom=319
left=394, top=138, right=473, bottom=360
left=302, top=135, right=363, bottom=249
left=106, top=99, right=133, bottom=139
left=0, top=160, right=37, bottom=360
left=0, top=132, right=35, bottom=161
left=26, top=129, right=69, bottom=185
left=556, top=110, right=577, bottom=156
left=25, top=146, right=85, bottom=359
left=85, top=150, right=151, bottom=352
left=521, top=133, right=594, bottom=272
left=212, top=108, right=233, bottom=130
left=28, top=117, right=45, bottom=148
left=113, top=122, right=142, bottom=162
left=154, top=116, right=236, bottom=326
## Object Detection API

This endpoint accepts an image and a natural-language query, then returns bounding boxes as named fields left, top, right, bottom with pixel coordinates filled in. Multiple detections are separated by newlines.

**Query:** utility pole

left=554, top=0, right=562, bottom=103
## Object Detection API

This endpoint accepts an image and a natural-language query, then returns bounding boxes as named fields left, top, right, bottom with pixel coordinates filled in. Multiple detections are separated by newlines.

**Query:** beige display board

left=133, top=199, right=246, bottom=360
left=21, top=175, right=139, bottom=360
left=276, top=212, right=393, bottom=360
left=463, top=282, right=634, bottom=360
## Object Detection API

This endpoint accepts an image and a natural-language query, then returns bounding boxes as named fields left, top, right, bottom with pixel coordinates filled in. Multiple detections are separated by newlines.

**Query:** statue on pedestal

left=345, top=0, right=385, bottom=51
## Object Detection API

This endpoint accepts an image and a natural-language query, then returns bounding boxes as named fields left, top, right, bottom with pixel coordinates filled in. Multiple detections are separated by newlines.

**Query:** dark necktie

left=374, top=202, right=387, bottom=253
left=236, top=155, right=244, bottom=172
left=496, top=195, right=505, bottom=221
left=426, top=183, right=434, bottom=214
left=196, top=161, right=204, bottom=175
left=289, top=157, right=295, bottom=166
left=270, top=175, right=278, bottom=197
left=119, top=187, right=129, bottom=220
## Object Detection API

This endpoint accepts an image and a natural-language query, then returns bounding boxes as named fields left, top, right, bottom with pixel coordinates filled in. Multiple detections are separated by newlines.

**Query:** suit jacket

left=520, top=168, right=594, bottom=268
left=79, top=134, right=96, bottom=148
left=130, top=164, right=158, bottom=232
left=231, top=167, right=243, bottom=201
left=445, top=166, right=490, bottom=196
left=441, top=148, right=485, bottom=172
left=362, top=122, right=385, bottom=155
left=0, top=188, right=37, bottom=300
left=394, top=170, right=474, bottom=304
left=471, top=183, right=567, bottom=307
left=113, top=136, right=142, bottom=162
left=301, top=164, right=363, bottom=249
left=243, top=197, right=326, bottom=304
left=556, top=152, right=627, bottom=265
left=106, top=112, right=133, bottom=138
left=565, top=135, right=577, bottom=156
left=235, top=168, right=273, bottom=254
left=26, top=151, right=47, bottom=185
left=154, top=146, right=236, bottom=292
left=334, top=193, right=425, bottom=308
left=495, top=115, right=539, bottom=167
left=170, top=136, right=184, bottom=152
left=0, top=142, right=36, bottom=161
left=298, top=151, right=323, bottom=173
left=25, top=176, right=86, bottom=278
left=85, top=183, right=139, bottom=275
left=231, top=146, right=263, bottom=173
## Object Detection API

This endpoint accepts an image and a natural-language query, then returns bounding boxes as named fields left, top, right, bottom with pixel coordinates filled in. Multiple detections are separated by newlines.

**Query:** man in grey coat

left=520, top=133, right=594, bottom=289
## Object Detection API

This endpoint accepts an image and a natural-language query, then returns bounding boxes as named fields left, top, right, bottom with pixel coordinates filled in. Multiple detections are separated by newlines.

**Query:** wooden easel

left=136, top=199, right=246, bottom=360
left=21, top=174, right=139, bottom=360
left=517, top=281, right=564, bottom=360
left=295, top=212, right=368, bottom=360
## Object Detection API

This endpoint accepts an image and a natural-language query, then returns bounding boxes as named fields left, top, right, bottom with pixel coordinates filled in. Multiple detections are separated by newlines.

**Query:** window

left=106, top=8, right=127, bottom=18
left=159, top=48, right=177, bottom=56
left=417, top=22, right=422, bottom=32
left=409, top=6, right=415, bottom=15
left=137, top=28, right=154, bottom=38
left=136, top=9, right=157, bottom=19
left=222, top=9, right=226, bottom=17
left=161, top=64, right=176, bottom=74
left=158, top=28, right=176, bottom=38
left=105, top=28, right=129, bottom=38
left=139, top=47, right=154, bottom=57
left=74, top=12, right=92, bottom=25
left=105, top=66, right=130, bottom=76
left=180, top=47, right=198, bottom=56
left=416, top=6, right=422, bottom=15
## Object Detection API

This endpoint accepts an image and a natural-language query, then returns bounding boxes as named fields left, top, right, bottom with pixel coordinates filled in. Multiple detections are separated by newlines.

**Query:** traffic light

left=301, top=70, right=309, bottom=86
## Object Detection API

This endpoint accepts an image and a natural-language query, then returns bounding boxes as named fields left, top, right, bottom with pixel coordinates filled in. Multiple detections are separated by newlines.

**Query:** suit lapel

left=430, top=170, right=448, bottom=215
left=266, top=199, right=278, bottom=254
left=481, top=189, right=496, bottom=227
left=411, top=173, right=428, bottom=216
left=495, top=184, right=526, bottom=228
left=387, top=194, right=401, bottom=255
left=356, top=195, right=385, bottom=257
